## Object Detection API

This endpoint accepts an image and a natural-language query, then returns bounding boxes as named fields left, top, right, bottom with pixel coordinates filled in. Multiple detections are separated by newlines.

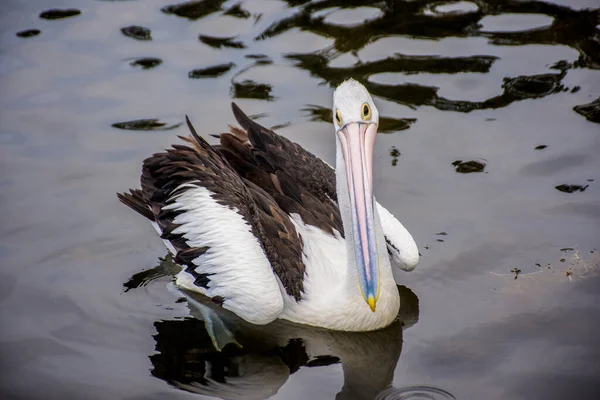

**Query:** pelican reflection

left=148, top=285, right=419, bottom=400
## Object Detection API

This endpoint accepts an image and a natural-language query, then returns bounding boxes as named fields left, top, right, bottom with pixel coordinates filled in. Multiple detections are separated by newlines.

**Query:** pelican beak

left=337, top=122, right=379, bottom=312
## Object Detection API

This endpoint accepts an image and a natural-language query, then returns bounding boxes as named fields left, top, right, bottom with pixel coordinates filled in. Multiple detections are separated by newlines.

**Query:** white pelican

left=118, top=79, right=419, bottom=331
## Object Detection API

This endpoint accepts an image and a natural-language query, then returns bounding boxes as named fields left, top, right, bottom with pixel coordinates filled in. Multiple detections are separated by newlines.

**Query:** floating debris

left=112, top=118, right=182, bottom=131
left=555, top=184, right=589, bottom=193
left=571, top=86, right=581, bottom=93
left=573, top=97, right=600, bottom=123
left=129, top=57, right=162, bottom=70
left=436, top=239, right=444, bottom=242
left=16, top=29, right=40, bottom=38
left=121, top=25, right=152, bottom=41
left=560, top=247, right=575, bottom=252
left=390, top=146, right=400, bottom=166
left=231, top=80, right=274, bottom=100
left=565, top=270, right=572, bottom=278
left=39, top=9, right=81, bottom=20
left=436, top=232, right=448, bottom=236
left=534, top=145, right=547, bottom=150
left=199, top=35, right=245, bottom=49
left=452, top=160, right=486, bottom=173
left=511, top=268, right=522, bottom=280
left=161, top=0, right=225, bottom=20
left=189, top=62, right=235, bottom=78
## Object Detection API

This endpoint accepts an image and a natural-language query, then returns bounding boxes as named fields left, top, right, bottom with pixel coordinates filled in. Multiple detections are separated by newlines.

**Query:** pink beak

left=337, top=122, right=379, bottom=311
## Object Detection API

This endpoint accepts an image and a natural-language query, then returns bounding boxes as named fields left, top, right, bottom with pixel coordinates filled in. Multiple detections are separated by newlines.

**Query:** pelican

left=118, top=79, right=419, bottom=331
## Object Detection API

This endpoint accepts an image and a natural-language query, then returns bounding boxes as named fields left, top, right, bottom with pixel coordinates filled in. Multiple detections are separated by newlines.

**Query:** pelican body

left=118, top=79, right=418, bottom=331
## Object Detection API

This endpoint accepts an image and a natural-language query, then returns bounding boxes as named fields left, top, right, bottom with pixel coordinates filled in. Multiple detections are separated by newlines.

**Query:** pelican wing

left=118, top=116, right=308, bottom=323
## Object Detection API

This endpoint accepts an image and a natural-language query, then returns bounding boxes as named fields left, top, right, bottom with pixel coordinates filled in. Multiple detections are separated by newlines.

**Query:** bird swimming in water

left=118, top=78, right=418, bottom=332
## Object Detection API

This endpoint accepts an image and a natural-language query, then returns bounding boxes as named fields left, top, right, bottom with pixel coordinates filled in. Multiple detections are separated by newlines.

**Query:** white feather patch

left=376, top=203, right=419, bottom=271
left=163, top=184, right=284, bottom=325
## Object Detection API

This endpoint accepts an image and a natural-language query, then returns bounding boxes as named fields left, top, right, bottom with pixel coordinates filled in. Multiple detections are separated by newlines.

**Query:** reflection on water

left=1, top=0, right=599, bottom=399
left=128, top=57, right=163, bottom=70
left=162, top=0, right=230, bottom=21
left=112, top=118, right=182, bottom=131
left=253, top=0, right=598, bottom=114
left=146, top=282, right=421, bottom=400
left=95, top=0, right=600, bottom=121
left=39, top=9, right=81, bottom=20
left=16, top=29, right=41, bottom=38
left=121, top=25, right=153, bottom=41
left=376, top=385, right=457, bottom=400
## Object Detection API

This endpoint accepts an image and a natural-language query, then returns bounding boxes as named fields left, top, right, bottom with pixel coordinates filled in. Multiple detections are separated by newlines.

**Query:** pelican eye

left=361, top=103, right=371, bottom=121
left=335, top=109, right=343, bottom=125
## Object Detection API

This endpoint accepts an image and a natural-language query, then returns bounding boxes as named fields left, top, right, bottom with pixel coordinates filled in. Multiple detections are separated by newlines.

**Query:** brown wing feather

left=223, top=103, right=343, bottom=237
left=231, top=102, right=337, bottom=203
left=120, top=116, right=306, bottom=300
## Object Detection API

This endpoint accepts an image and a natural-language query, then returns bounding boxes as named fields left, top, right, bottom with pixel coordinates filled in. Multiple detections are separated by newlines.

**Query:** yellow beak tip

left=367, top=296, right=376, bottom=312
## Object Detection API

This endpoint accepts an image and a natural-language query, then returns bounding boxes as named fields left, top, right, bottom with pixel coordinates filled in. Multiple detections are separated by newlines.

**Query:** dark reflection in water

left=112, top=118, right=182, bottom=131
left=208, top=0, right=599, bottom=116
left=16, top=29, right=41, bottom=38
left=135, top=260, right=422, bottom=400
left=189, top=63, right=236, bottom=78
left=200, top=35, right=247, bottom=49
left=573, top=97, right=600, bottom=123
left=223, top=3, right=252, bottom=19
left=555, top=184, right=589, bottom=193
left=121, top=25, right=153, bottom=41
left=150, top=0, right=600, bottom=121
left=162, top=0, right=229, bottom=20
left=303, top=105, right=416, bottom=134
left=39, top=9, right=81, bottom=20
left=2, top=0, right=599, bottom=399
left=232, top=80, right=275, bottom=100
left=128, top=57, right=163, bottom=70
left=262, top=0, right=599, bottom=67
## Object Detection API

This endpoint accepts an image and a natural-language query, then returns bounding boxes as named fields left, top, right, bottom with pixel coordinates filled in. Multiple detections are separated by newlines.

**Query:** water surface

left=1, top=1, right=599, bottom=399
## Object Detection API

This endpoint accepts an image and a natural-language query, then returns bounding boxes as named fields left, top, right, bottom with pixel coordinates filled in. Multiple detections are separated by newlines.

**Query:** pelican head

left=333, top=79, right=381, bottom=312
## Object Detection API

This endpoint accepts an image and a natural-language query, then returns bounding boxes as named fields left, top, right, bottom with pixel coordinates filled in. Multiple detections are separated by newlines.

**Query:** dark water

left=1, top=0, right=599, bottom=399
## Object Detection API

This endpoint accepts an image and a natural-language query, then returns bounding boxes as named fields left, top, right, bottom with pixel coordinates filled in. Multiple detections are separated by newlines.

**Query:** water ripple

left=376, top=385, right=457, bottom=400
